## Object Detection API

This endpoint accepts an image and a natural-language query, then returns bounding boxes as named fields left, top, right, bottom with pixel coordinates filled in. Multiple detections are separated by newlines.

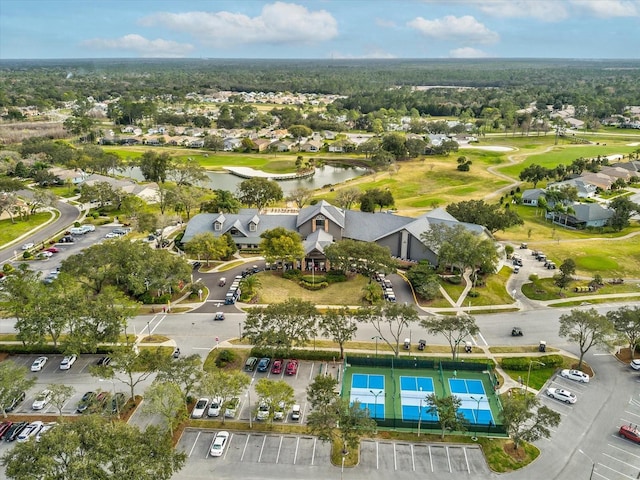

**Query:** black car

left=257, top=357, right=271, bottom=372
left=111, top=393, right=126, bottom=414
left=77, top=392, right=97, bottom=413
left=96, top=356, right=111, bottom=366
left=5, top=421, right=28, bottom=442
left=59, top=235, right=75, bottom=243
left=4, top=391, right=26, bottom=413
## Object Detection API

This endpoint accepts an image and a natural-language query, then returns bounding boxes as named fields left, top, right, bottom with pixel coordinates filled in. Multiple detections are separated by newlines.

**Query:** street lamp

left=526, top=360, right=546, bottom=398
left=370, top=389, right=383, bottom=432
left=247, top=378, right=255, bottom=429
left=417, top=386, right=427, bottom=437
left=146, top=320, right=151, bottom=338
left=578, top=449, right=595, bottom=480
left=238, top=322, right=243, bottom=340
left=371, top=336, right=382, bottom=360
left=470, top=395, right=484, bottom=441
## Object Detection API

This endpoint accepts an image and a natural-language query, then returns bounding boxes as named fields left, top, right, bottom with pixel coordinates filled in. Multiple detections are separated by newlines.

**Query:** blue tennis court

left=449, top=378, right=494, bottom=425
left=350, top=374, right=385, bottom=419
left=399, top=376, right=438, bottom=421
left=449, top=378, right=486, bottom=395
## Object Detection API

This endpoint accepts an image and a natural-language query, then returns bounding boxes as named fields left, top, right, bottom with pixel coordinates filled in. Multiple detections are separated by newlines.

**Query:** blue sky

left=1, top=0, right=639, bottom=59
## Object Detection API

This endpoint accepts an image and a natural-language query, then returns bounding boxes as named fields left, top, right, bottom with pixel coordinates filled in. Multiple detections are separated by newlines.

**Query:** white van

left=69, top=227, right=85, bottom=235
left=80, top=224, right=95, bottom=233
left=291, top=404, right=301, bottom=421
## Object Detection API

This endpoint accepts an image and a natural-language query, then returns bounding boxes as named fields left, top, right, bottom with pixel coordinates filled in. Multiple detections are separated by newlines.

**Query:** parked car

left=110, top=393, right=126, bottom=414
left=545, top=387, right=577, bottom=404
left=210, top=430, right=230, bottom=457
left=620, top=424, right=640, bottom=444
left=95, top=391, right=111, bottom=408
left=59, top=235, right=74, bottom=243
left=4, top=391, right=26, bottom=413
left=271, top=359, right=283, bottom=374
left=256, top=402, right=270, bottom=421
left=96, top=356, right=111, bottom=366
left=244, top=357, right=258, bottom=372
left=207, top=397, right=223, bottom=417
left=192, top=398, right=209, bottom=419
left=630, top=359, right=640, bottom=370
left=59, top=354, right=77, bottom=370
left=0, top=421, right=13, bottom=439
left=80, top=224, right=95, bottom=233
left=38, top=251, right=54, bottom=258
left=4, top=422, right=28, bottom=442
left=45, top=247, right=59, bottom=253
left=286, top=359, right=299, bottom=376
left=214, top=312, right=225, bottom=321
left=17, top=421, right=43, bottom=442
left=32, top=390, right=52, bottom=410
left=21, top=242, right=34, bottom=250
left=30, top=356, right=48, bottom=372
left=76, top=392, right=97, bottom=413
left=560, top=369, right=590, bottom=383
left=224, top=398, right=239, bottom=418
left=257, top=357, right=271, bottom=372
left=35, top=422, right=57, bottom=442
left=291, top=404, right=301, bottom=421
left=274, top=401, right=286, bottom=420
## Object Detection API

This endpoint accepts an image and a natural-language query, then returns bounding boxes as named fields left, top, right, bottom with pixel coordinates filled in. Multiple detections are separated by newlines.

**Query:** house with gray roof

left=521, top=188, right=546, bottom=206
left=182, top=200, right=490, bottom=269
left=548, top=202, right=614, bottom=229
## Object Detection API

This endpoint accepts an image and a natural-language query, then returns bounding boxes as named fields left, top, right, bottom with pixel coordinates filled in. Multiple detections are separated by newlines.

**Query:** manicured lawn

left=468, top=266, right=515, bottom=307
left=0, top=212, right=53, bottom=247
left=256, top=271, right=371, bottom=305
left=439, top=277, right=466, bottom=304
left=521, top=277, right=640, bottom=301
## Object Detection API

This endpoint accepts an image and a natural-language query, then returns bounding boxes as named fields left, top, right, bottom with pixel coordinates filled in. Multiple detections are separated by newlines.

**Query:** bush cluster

left=137, top=292, right=172, bottom=305
left=215, top=349, right=237, bottom=368
left=250, top=347, right=340, bottom=361
left=283, top=269, right=302, bottom=280
left=299, top=280, right=328, bottom=290
left=501, top=354, right=563, bottom=371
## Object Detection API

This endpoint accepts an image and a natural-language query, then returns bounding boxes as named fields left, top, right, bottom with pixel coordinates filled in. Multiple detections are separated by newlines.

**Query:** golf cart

left=511, top=327, right=524, bottom=336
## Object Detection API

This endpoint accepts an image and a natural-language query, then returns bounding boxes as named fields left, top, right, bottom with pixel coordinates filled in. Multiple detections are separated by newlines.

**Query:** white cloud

left=140, top=2, right=338, bottom=47
left=82, top=34, right=193, bottom=57
left=569, top=0, right=639, bottom=17
left=449, top=47, right=490, bottom=58
left=375, top=18, right=397, bottom=28
left=470, top=0, right=569, bottom=21
left=407, top=15, right=499, bottom=44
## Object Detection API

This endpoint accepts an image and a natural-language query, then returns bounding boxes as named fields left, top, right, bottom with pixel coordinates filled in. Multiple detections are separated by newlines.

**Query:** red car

left=271, top=359, right=283, bottom=374
left=619, top=425, right=640, bottom=444
left=0, top=421, right=13, bottom=440
left=45, top=247, right=59, bottom=253
left=286, top=359, right=299, bottom=376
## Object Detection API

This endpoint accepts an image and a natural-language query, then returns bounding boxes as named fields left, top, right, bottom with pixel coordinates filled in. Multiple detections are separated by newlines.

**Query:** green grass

left=0, top=212, right=54, bottom=247
left=439, top=277, right=466, bottom=304
left=468, top=267, right=515, bottom=307
left=522, top=277, right=640, bottom=301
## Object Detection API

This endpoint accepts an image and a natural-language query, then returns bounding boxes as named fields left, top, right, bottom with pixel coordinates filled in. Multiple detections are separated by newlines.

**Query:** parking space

left=359, top=440, right=488, bottom=474
left=596, top=392, right=640, bottom=479
left=177, top=428, right=330, bottom=472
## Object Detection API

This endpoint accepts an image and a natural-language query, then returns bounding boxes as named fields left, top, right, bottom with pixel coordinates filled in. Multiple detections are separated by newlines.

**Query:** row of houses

left=521, top=160, right=640, bottom=228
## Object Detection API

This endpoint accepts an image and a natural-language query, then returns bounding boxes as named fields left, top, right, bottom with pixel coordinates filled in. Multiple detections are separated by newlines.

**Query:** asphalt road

left=0, top=193, right=81, bottom=265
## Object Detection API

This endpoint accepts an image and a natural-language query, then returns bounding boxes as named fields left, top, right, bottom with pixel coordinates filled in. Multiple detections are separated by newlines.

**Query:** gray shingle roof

left=343, top=210, right=412, bottom=242
left=297, top=200, right=345, bottom=228
left=303, top=229, right=334, bottom=255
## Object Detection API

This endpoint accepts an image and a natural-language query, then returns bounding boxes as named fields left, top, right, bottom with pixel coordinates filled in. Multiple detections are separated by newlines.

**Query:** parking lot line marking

left=410, top=444, right=415, bottom=471
left=276, top=436, right=283, bottom=463
left=224, top=433, right=233, bottom=460
left=376, top=441, right=379, bottom=470
left=428, top=445, right=434, bottom=472
left=603, top=452, right=640, bottom=469
left=597, top=461, right=635, bottom=479
left=393, top=442, right=397, bottom=470
left=258, top=435, right=267, bottom=462
left=608, top=442, right=640, bottom=459
left=293, top=436, right=300, bottom=464
left=623, top=410, right=640, bottom=419
left=446, top=446, right=452, bottom=472
left=477, top=332, right=488, bottom=346
left=188, top=432, right=201, bottom=458
left=308, top=362, right=315, bottom=380
left=463, top=446, right=471, bottom=473
left=311, top=437, right=317, bottom=466
left=240, top=434, right=250, bottom=461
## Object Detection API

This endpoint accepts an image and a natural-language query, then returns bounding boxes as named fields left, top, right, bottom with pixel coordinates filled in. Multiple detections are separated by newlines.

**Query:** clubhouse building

left=182, top=200, right=489, bottom=270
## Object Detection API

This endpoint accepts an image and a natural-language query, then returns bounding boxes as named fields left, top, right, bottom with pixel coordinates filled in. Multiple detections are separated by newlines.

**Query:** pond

left=114, top=165, right=368, bottom=195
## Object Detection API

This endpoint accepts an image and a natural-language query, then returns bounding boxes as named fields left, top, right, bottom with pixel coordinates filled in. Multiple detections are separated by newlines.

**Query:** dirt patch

left=503, top=441, right=528, bottom=462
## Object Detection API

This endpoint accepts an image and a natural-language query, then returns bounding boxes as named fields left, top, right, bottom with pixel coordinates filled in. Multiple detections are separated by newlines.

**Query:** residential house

left=323, top=130, right=337, bottom=140
left=299, top=139, right=323, bottom=153
left=253, top=138, right=273, bottom=152
left=547, top=179, right=597, bottom=198
left=49, top=167, right=87, bottom=185
left=600, top=166, right=632, bottom=182
left=223, top=138, right=243, bottom=151
left=549, top=202, right=613, bottom=229
left=578, top=172, right=614, bottom=191
left=271, top=140, right=293, bottom=152
left=182, top=200, right=490, bottom=268
left=521, top=188, right=546, bottom=206
left=328, top=139, right=355, bottom=153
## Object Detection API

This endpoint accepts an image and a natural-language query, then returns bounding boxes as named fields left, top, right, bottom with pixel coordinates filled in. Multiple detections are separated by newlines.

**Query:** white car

left=32, top=390, right=52, bottom=410
left=104, top=232, right=119, bottom=238
left=256, top=402, right=270, bottom=421
left=224, top=398, right=239, bottom=418
left=59, top=354, right=77, bottom=370
left=191, top=398, right=208, bottom=419
left=30, top=356, right=48, bottom=372
left=16, top=421, right=43, bottom=442
left=207, top=397, right=223, bottom=417
left=21, top=242, right=34, bottom=250
left=38, top=251, right=53, bottom=258
left=274, top=401, right=286, bottom=420
left=560, top=369, right=590, bottom=383
left=291, top=404, right=301, bottom=421
left=546, top=387, right=577, bottom=404
left=630, top=360, right=640, bottom=370
left=36, top=422, right=57, bottom=442
left=210, top=431, right=230, bottom=457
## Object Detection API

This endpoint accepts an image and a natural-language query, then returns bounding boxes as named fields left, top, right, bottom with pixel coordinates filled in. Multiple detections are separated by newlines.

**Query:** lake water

left=115, top=165, right=368, bottom=195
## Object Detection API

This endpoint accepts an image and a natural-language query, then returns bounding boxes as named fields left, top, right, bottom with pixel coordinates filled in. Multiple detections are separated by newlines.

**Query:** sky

left=1, top=0, right=639, bottom=60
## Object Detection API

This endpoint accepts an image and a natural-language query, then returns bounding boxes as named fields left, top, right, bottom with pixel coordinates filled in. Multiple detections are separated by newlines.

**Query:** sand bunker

left=459, top=145, right=515, bottom=152
left=627, top=142, right=640, bottom=147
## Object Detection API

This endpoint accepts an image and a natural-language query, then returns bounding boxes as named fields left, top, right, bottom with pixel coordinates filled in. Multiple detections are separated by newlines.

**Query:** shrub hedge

left=500, top=354, right=563, bottom=371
